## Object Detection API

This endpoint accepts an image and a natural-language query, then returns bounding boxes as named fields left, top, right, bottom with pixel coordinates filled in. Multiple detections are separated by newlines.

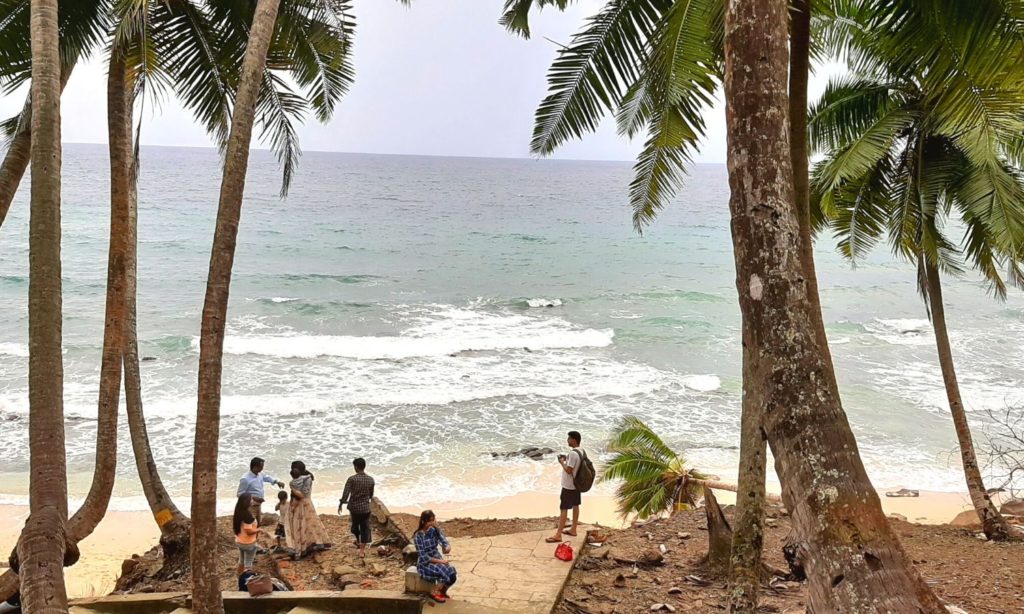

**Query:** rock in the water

left=885, top=488, right=919, bottom=497
left=949, top=510, right=981, bottom=528
left=888, top=513, right=908, bottom=522
left=1001, top=498, right=1024, bottom=516
left=489, top=446, right=556, bottom=461
left=141, top=356, right=157, bottom=362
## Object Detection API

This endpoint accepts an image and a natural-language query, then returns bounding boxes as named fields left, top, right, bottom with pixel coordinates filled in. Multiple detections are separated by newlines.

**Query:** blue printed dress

left=414, top=527, right=457, bottom=585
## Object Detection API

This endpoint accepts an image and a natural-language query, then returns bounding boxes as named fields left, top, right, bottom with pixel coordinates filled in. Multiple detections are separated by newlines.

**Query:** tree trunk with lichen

left=728, top=4, right=814, bottom=610
left=722, top=0, right=945, bottom=610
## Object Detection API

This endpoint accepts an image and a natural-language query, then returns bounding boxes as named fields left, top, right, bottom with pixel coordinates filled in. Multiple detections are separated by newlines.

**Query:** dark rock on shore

left=490, top=446, right=556, bottom=461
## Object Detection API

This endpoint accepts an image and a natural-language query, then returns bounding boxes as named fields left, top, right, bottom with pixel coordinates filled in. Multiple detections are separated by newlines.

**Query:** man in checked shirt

left=338, top=457, right=376, bottom=557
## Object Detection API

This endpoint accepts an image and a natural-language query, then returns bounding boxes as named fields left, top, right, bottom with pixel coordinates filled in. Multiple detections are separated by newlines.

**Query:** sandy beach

left=0, top=484, right=980, bottom=599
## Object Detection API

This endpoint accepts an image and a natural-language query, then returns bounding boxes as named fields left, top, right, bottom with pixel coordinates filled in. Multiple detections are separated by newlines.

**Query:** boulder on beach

left=949, top=509, right=980, bottom=528
left=1000, top=498, right=1024, bottom=517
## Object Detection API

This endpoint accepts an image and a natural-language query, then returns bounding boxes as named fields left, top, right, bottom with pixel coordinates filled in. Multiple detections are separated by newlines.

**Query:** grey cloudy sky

left=1, top=1, right=835, bottom=163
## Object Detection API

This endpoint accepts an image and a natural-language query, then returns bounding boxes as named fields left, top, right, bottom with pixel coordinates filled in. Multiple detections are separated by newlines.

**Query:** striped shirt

left=340, top=472, right=375, bottom=514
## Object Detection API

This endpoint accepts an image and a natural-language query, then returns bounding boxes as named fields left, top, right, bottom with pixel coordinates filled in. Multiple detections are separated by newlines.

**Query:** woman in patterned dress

left=414, top=510, right=457, bottom=603
left=285, top=460, right=332, bottom=558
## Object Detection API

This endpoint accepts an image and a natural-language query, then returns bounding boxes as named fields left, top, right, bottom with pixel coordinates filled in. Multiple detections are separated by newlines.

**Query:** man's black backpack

left=572, top=448, right=596, bottom=493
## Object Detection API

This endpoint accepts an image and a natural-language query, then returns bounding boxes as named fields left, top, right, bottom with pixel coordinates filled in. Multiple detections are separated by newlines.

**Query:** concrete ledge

left=69, top=593, right=189, bottom=613
left=405, top=565, right=436, bottom=595
left=221, top=590, right=421, bottom=614
left=71, top=591, right=421, bottom=614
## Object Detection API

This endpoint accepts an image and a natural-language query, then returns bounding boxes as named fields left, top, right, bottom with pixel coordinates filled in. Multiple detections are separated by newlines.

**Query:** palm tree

left=16, top=0, right=70, bottom=611
left=191, top=1, right=281, bottom=610
left=809, top=65, right=1024, bottom=541
left=721, top=0, right=947, bottom=608
left=0, top=0, right=107, bottom=230
left=507, top=0, right=1023, bottom=608
left=0, top=0, right=361, bottom=602
left=602, top=416, right=737, bottom=519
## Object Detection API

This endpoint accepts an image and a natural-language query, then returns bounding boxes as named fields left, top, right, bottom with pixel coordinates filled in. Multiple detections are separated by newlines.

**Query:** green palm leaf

left=530, top=0, right=669, bottom=156
left=618, top=0, right=720, bottom=230
left=499, top=0, right=574, bottom=38
left=601, top=416, right=704, bottom=519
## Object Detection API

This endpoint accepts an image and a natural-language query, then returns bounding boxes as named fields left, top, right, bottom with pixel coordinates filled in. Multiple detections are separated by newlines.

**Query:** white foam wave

left=681, top=374, right=721, bottom=392
left=0, top=342, right=28, bottom=357
left=866, top=318, right=933, bottom=345
left=526, top=298, right=563, bottom=308
left=609, top=311, right=643, bottom=320
left=269, top=296, right=299, bottom=303
left=213, top=308, right=614, bottom=360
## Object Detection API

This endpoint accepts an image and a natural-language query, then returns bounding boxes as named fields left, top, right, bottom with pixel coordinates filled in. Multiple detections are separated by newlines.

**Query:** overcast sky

left=0, top=1, right=837, bottom=163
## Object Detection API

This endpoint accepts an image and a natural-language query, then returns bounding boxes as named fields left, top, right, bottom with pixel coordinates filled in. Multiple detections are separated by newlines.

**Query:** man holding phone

left=546, top=430, right=583, bottom=543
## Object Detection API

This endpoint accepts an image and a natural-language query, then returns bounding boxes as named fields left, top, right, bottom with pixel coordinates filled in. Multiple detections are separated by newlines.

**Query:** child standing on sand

left=274, top=490, right=289, bottom=551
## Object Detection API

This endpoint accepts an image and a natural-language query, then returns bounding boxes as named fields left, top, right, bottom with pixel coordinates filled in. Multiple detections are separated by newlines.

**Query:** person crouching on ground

left=547, top=430, right=583, bottom=543
left=233, top=494, right=260, bottom=574
left=414, top=510, right=456, bottom=603
left=338, top=456, right=375, bottom=558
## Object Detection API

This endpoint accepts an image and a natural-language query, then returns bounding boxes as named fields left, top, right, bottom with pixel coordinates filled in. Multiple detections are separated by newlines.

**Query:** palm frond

left=0, top=0, right=107, bottom=94
left=499, top=0, right=574, bottom=38
left=606, top=416, right=679, bottom=460
left=257, top=70, right=305, bottom=197
left=530, top=0, right=670, bottom=156
left=615, top=0, right=720, bottom=230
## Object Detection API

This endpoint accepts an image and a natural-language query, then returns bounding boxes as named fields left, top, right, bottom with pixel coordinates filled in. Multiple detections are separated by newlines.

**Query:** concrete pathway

left=430, top=529, right=589, bottom=614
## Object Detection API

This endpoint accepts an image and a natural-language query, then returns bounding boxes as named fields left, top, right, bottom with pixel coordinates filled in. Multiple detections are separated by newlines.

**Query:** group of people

left=233, top=456, right=375, bottom=573
left=230, top=430, right=590, bottom=604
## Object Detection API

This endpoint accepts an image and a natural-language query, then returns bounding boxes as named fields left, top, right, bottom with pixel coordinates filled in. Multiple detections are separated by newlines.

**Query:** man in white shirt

left=547, top=431, right=582, bottom=543
left=237, top=457, right=284, bottom=522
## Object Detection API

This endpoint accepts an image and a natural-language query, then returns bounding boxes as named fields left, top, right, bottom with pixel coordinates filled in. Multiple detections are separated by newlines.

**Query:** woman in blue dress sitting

left=413, top=510, right=457, bottom=603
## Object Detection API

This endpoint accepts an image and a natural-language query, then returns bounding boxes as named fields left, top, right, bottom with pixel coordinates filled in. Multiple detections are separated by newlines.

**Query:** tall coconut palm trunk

left=124, top=156, right=191, bottom=560
left=66, top=49, right=131, bottom=545
left=729, top=5, right=815, bottom=610
left=923, top=259, right=1012, bottom=540
left=191, top=1, right=281, bottom=611
left=0, top=68, right=73, bottom=231
left=18, top=0, right=70, bottom=611
left=722, top=0, right=944, bottom=611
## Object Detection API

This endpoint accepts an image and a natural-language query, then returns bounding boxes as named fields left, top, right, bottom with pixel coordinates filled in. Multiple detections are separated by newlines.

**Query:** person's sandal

left=429, top=591, right=447, bottom=603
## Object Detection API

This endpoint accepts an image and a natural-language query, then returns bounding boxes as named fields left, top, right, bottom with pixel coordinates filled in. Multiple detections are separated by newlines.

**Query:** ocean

left=0, top=143, right=1022, bottom=511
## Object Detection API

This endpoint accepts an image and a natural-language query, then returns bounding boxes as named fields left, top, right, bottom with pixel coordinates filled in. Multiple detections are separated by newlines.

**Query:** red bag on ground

left=555, top=541, right=574, bottom=561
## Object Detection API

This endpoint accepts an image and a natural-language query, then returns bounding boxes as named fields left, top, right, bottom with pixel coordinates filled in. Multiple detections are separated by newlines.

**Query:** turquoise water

left=0, top=143, right=1021, bottom=509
